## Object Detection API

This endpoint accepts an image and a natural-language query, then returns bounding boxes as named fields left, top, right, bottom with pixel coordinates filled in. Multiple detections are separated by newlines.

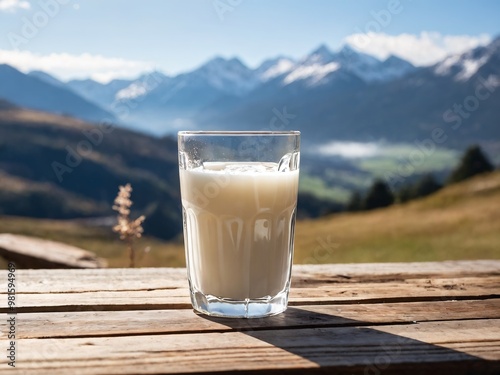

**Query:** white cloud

left=344, top=32, right=492, bottom=66
left=318, top=141, right=380, bottom=158
left=0, top=50, right=154, bottom=82
left=0, top=0, right=30, bottom=12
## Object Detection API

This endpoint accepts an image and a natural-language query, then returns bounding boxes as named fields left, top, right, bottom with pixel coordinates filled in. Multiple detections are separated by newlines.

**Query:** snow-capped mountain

left=277, top=44, right=343, bottom=87
left=279, top=44, right=415, bottom=87
left=113, top=58, right=258, bottom=131
left=41, top=45, right=419, bottom=132
left=63, top=44, right=417, bottom=129
left=434, top=36, right=500, bottom=82
left=197, top=36, right=500, bottom=146
left=115, top=71, right=169, bottom=101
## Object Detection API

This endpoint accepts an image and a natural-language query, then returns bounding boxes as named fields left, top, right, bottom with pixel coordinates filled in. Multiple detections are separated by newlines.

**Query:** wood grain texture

left=0, top=261, right=499, bottom=374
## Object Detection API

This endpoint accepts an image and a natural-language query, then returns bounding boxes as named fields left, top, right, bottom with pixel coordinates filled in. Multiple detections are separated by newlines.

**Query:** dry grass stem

left=112, top=183, right=145, bottom=267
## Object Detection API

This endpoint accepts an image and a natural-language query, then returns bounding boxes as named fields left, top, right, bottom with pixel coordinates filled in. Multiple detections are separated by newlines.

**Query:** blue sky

left=0, top=0, right=499, bottom=81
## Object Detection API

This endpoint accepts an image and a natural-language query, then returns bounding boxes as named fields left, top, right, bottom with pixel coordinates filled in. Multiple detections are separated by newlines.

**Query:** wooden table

left=1, top=260, right=499, bottom=374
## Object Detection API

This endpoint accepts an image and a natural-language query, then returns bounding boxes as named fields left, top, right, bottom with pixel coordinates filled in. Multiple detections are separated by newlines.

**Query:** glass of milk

left=178, top=131, right=300, bottom=318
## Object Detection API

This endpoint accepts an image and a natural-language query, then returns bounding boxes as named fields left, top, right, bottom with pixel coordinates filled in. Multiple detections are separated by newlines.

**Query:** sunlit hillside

left=294, top=171, right=500, bottom=264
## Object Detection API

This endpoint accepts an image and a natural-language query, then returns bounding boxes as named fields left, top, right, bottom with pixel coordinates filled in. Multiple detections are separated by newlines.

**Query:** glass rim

left=178, top=130, right=300, bottom=136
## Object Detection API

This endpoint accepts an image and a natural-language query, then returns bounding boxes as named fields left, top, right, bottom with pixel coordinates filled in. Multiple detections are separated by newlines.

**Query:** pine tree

left=397, top=184, right=413, bottom=203
left=448, top=145, right=494, bottom=184
left=411, top=174, right=442, bottom=199
left=346, top=191, right=362, bottom=211
left=363, top=179, right=394, bottom=210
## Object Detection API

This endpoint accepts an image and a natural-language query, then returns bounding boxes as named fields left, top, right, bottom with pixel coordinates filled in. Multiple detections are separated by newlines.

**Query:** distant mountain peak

left=383, top=54, right=410, bottom=64
left=256, top=56, right=296, bottom=81
left=280, top=43, right=416, bottom=87
left=139, top=70, right=168, bottom=78
left=381, top=55, right=415, bottom=71
left=312, top=44, right=332, bottom=55
left=337, top=45, right=380, bottom=65
left=338, top=44, right=357, bottom=55
left=433, top=37, right=499, bottom=82
left=181, top=55, right=258, bottom=95
left=306, top=44, right=335, bottom=64
left=228, top=56, right=246, bottom=65
left=202, top=56, right=248, bottom=70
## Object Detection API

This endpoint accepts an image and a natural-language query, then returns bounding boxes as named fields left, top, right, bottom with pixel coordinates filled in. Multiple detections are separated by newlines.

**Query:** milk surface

left=180, top=162, right=299, bottom=300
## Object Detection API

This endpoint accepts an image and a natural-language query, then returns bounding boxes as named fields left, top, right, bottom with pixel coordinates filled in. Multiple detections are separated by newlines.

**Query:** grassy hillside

left=294, top=171, right=500, bottom=264
left=1, top=171, right=499, bottom=267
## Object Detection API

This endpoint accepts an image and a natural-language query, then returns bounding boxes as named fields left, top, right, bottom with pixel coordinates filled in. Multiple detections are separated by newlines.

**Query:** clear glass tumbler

left=178, top=131, right=300, bottom=318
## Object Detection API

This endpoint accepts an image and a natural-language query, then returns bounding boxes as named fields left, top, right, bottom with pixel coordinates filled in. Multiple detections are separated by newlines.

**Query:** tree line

left=346, top=145, right=496, bottom=212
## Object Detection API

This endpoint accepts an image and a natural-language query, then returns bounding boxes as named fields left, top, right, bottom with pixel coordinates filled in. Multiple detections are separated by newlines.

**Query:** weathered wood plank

left=1, top=267, right=187, bottom=293
left=1, top=276, right=498, bottom=312
left=5, top=319, right=500, bottom=374
left=1, top=299, right=498, bottom=339
left=0, top=234, right=107, bottom=269
left=292, top=260, right=500, bottom=281
left=1, top=260, right=499, bottom=293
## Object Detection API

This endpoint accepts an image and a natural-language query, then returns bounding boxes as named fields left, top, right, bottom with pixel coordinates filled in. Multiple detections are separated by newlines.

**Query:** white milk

left=180, top=162, right=299, bottom=300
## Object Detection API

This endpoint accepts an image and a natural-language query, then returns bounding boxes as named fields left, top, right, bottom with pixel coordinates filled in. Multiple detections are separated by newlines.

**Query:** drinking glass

left=178, top=131, right=300, bottom=318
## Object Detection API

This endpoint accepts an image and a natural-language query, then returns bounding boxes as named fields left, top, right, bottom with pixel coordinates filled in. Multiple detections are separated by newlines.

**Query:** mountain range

left=0, top=38, right=499, bottom=147
left=198, top=39, right=500, bottom=146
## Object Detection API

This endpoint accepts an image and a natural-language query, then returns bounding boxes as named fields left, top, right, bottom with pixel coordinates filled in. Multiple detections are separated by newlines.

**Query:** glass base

left=190, top=289, right=289, bottom=318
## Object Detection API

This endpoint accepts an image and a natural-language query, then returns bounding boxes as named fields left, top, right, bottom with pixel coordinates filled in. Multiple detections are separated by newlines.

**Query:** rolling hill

left=294, top=170, right=500, bottom=264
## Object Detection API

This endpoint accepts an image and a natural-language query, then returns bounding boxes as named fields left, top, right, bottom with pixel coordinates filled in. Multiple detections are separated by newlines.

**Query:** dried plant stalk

left=112, top=183, right=145, bottom=268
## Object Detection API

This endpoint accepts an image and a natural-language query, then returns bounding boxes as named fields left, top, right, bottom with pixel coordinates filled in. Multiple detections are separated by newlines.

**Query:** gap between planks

left=3, top=293, right=500, bottom=314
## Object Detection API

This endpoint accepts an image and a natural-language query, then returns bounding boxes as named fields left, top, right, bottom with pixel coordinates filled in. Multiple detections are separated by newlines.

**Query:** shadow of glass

left=198, top=306, right=493, bottom=374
